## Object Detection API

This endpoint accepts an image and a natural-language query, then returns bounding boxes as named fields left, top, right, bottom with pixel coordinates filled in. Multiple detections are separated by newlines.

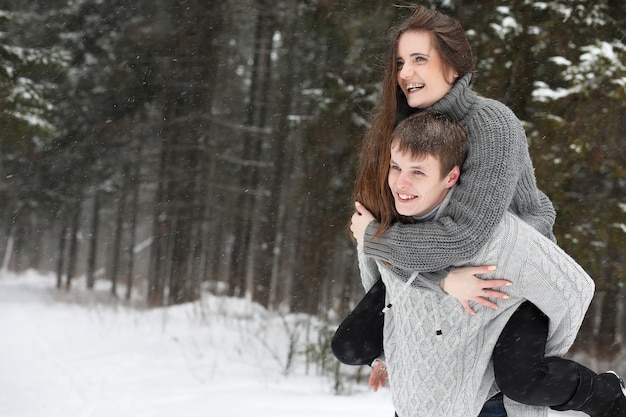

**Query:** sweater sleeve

left=363, top=102, right=528, bottom=273
left=356, top=244, right=381, bottom=292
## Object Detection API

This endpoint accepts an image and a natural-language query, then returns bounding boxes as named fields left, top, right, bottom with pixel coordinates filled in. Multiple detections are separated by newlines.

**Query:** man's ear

left=446, top=166, right=460, bottom=188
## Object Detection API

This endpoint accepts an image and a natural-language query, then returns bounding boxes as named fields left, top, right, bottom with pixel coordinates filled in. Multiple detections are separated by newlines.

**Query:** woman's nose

left=399, top=63, right=413, bottom=79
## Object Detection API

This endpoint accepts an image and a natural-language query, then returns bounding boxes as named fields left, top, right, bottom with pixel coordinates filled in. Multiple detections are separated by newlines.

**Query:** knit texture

left=362, top=74, right=556, bottom=273
left=358, top=199, right=594, bottom=417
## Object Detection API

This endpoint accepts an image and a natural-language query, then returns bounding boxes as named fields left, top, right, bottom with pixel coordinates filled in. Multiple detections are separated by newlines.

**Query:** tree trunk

left=65, top=202, right=81, bottom=291
left=125, top=158, right=141, bottom=300
left=56, top=222, right=67, bottom=289
left=1, top=234, right=13, bottom=274
left=597, top=285, right=620, bottom=360
left=266, top=0, right=298, bottom=310
left=86, top=190, right=100, bottom=290
left=110, top=167, right=129, bottom=298
left=242, top=2, right=276, bottom=304
left=148, top=134, right=170, bottom=307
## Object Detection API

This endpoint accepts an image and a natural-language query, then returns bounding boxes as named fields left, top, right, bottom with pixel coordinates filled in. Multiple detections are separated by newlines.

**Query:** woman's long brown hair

left=352, top=5, right=474, bottom=238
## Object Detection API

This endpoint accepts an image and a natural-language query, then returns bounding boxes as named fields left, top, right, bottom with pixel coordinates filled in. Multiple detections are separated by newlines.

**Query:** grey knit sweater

left=358, top=192, right=594, bottom=417
left=363, top=74, right=556, bottom=273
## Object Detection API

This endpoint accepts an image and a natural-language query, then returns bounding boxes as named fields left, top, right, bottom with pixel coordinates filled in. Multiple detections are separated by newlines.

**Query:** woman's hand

left=350, top=201, right=375, bottom=245
left=440, top=265, right=512, bottom=315
left=369, top=359, right=388, bottom=392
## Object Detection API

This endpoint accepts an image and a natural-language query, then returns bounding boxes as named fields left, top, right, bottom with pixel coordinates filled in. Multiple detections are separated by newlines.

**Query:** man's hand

left=350, top=201, right=375, bottom=245
left=440, top=265, right=512, bottom=315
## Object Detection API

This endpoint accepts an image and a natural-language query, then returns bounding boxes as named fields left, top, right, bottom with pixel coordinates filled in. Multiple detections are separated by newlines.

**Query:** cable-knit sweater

left=358, top=193, right=594, bottom=417
left=362, top=74, right=556, bottom=274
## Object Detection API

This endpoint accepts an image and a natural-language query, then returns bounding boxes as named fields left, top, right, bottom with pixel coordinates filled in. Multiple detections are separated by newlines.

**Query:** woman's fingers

left=472, top=295, right=499, bottom=310
left=481, top=279, right=512, bottom=289
left=461, top=300, right=476, bottom=315
left=485, top=288, right=510, bottom=299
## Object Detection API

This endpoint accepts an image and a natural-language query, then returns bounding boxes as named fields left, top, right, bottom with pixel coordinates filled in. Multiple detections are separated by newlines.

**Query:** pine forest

left=1, top=0, right=625, bottom=370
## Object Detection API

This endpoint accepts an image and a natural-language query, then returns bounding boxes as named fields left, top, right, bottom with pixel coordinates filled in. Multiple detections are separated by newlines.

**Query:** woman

left=352, top=6, right=555, bottom=275
left=350, top=5, right=626, bottom=417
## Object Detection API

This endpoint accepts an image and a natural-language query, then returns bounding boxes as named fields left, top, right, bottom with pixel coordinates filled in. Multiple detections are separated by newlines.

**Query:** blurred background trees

left=0, top=0, right=624, bottom=367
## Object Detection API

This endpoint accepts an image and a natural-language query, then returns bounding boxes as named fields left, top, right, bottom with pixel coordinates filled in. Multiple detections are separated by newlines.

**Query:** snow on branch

left=533, top=40, right=626, bottom=103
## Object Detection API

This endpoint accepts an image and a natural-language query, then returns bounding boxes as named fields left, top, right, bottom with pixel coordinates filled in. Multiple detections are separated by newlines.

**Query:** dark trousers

left=493, top=301, right=579, bottom=406
left=478, top=392, right=507, bottom=417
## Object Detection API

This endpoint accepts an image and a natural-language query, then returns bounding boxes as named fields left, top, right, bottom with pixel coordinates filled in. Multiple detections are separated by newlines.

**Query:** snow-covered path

left=0, top=271, right=582, bottom=417
left=0, top=271, right=392, bottom=417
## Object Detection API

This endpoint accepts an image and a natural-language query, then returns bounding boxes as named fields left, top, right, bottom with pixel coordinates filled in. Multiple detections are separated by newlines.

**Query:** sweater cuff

left=363, top=221, right=393, bottom=261
left=419, top=270, right=450, bottom=294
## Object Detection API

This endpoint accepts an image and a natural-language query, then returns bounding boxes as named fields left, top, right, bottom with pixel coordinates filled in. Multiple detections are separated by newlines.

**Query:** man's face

left=388, top=144, right=459, bottom=217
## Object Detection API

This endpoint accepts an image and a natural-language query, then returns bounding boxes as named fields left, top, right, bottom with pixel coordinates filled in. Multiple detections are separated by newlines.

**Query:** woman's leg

left=493, top=301, right=578, bottom=405
left=494, top=301, right=626, bottom=417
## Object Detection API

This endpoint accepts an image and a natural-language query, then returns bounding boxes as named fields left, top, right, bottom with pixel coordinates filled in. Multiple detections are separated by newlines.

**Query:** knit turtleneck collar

left=429, top=73, right=476, bottom=123
left=412, top=206, right=440, bottom=223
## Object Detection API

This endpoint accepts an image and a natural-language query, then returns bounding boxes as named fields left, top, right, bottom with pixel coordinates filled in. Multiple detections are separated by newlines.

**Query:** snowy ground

left=0, top=270, right=582, bottom=417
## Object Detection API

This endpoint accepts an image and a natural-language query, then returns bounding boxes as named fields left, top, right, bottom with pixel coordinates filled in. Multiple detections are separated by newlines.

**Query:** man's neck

left=412, top=205, right=441, bottom=222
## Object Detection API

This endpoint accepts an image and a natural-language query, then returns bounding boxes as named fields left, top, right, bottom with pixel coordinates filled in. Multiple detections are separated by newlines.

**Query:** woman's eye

left=396, top=60, right=404, bottom=70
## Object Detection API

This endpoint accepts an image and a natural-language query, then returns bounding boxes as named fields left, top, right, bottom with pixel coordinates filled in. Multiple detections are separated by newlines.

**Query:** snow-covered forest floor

left=0, top=270, right=584, bottom=416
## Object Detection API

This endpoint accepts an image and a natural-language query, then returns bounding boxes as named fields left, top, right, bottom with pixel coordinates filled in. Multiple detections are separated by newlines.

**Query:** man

left=350, top=111, right=623, bottom=417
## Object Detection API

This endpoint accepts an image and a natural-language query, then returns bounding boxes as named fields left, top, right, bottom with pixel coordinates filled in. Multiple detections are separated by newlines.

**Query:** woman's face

left=396, top=30, right=457, bottom=109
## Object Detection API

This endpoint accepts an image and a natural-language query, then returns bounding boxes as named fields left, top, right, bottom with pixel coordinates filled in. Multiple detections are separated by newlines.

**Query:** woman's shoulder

left=470, top=95, right=520, bottom=124
left=465, top=95, right=525, bottom=139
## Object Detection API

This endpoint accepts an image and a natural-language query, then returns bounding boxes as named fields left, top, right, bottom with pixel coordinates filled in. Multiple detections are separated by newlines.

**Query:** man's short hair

left=391, top=111, right=468, bottom=177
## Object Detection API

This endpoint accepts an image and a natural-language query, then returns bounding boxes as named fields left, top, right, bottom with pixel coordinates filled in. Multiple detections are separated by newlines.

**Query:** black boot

left=551, top=366, right=626, bottom=417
